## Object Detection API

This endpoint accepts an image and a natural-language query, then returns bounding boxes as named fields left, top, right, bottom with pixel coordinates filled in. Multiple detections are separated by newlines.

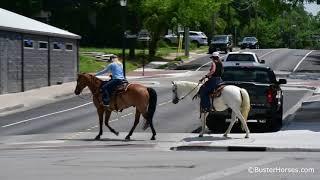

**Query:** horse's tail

left=143, top=87, right=157, bottom=130
left=240, top=88, right=251, bottom=122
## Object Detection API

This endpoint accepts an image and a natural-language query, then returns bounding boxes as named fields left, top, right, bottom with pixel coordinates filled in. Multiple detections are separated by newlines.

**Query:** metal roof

left=0, top=8, right=81, bottom=39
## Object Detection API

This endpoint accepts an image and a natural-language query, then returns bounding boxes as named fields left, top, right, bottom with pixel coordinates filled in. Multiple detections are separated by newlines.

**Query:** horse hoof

left=198, top=134, right=203, bottom=138
left=151, top=136, right=156, bottom=140
left=125, top=136, right=130, bottom=141
left=115, top=132, right=119, bottom=136
left=223, top=134, right=228, bottom=138
left=94, top=136, right=101, bottom=140
left=245, top=135, right=249, bottom=139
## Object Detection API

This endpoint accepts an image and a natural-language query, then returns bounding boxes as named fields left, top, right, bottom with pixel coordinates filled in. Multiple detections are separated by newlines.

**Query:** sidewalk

left=1, top=130, right=320, bottom=152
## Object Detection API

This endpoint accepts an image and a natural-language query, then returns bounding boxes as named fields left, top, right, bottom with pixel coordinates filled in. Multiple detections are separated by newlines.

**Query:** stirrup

left=201, top=108, right=211, bottom=113
left=101, top=102, right=110, bottom=108
left=211, top=107, right=216, bottom=112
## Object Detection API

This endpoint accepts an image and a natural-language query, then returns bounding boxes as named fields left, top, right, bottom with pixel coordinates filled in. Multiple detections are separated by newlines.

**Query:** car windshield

left=243, top=37, right=256, bottom=42
left=226, top=54, right=255, bottom=62
left=222, top=68, right=272, bottom=83
left=213, top=36, right=227, bottom=41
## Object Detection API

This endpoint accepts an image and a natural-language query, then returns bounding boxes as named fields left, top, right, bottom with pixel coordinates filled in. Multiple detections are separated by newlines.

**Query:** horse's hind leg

left=148, top=117, right=156, bottom=140
left=125, top=109, right=140, bottom=141
left=199, top=112, right=208, bottom=137
left=224, top=111, right=236, bottom=138
left=142, top=112, right=156, bottom=140
left=234, top=110, right=250, bottom=138
left=104, top=110, right=119, bottom=136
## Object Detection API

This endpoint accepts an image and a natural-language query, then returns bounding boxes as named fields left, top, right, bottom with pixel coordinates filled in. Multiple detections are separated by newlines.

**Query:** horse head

left=74, top=73, right=89, bottom=95
left=172, top=81, right=201, bottom=104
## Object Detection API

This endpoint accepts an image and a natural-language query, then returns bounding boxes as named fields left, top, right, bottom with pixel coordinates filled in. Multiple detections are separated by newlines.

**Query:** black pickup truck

left=206, top=66, right=287, bottom=132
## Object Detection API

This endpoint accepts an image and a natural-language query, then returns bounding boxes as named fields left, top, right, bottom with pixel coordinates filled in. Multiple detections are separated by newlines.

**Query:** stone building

left=0, top=8, right=81, bottom=94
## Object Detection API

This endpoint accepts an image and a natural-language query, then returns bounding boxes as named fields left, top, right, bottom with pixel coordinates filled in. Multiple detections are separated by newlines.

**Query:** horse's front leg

left=95, top=108, right=104, bottom=140
left=104, top=110, right=119, bottom=136
left=125, top=109, right=140, bottom=141
left=199, top=112, right=207, bottom=137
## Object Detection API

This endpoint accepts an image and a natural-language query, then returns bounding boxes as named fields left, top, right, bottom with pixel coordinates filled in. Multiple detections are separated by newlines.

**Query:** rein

left=76, top=74, right=102, bottom=102
left=77, top=91, right=93, bottom=101
left=179, top=82, right=201, bottom=101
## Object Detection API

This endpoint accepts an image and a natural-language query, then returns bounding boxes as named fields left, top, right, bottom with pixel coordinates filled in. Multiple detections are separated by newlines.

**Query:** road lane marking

left=2, top=82, right=171, bottom=128
left=293, top=50, right=314, bottom=72
left=85, top=101, right=171, bottom=131
left=3, top=86, right=175, bottom=140
left=1, top=102, right=92, bottom=128
left=259, top=49, right=279, bottom=58
left=158, top=100, right=171, bottom=106
left=194, top=156, right=284, bottom=180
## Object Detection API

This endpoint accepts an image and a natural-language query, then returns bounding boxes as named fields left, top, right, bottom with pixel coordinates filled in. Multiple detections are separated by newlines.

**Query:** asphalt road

left=0, top=147, right=319, bottom=180
left=0, top=48, right=317, bottom=138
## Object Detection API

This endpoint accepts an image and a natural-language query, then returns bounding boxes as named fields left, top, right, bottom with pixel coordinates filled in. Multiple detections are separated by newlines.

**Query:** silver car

left=163, top=31, right=208, bottom=47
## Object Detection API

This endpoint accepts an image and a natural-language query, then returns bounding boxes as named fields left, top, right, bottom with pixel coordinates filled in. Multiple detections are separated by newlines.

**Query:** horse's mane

left=174, top=80, right=201, bottom=89
left=173, top=80, right=202, bottom=99
left=81, top=73, right=102, bottom=82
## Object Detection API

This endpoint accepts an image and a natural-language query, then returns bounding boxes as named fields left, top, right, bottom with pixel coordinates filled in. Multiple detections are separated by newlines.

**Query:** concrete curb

left=54, top=92, right=76, bottom=99
left=170, top=145, right=320, bottom=152
left=314, top=87, right=320, bottom=95
left=0, top=104, right=24, bottom=113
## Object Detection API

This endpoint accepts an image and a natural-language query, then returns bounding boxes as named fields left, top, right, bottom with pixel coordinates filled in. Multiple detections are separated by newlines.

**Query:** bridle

left=172, top=82, right=200, bottom=103
left=76, top=74, right=101, bottom=99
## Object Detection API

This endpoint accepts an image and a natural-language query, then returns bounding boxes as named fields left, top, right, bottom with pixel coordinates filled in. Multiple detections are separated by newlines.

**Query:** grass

left=79, top=55, right=106, bottom=73
left=79, top=45, right=208, bottom=73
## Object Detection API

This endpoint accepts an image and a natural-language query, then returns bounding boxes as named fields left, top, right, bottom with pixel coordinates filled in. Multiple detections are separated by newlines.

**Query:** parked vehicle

left=208, top=35, right=233, bottom=54
left=137, top=29, right=151, bottom=41
left=206, top=66, right=287, bottom=132
left=222, top=51, right=265, bottom=67
left=163, top=31, right=208, bottom=47
left=240, top=36, right=259, bottom=49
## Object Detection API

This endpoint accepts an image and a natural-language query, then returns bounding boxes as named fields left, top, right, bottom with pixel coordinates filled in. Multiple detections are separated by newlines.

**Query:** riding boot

left=102, top=92, right=110, bottom=107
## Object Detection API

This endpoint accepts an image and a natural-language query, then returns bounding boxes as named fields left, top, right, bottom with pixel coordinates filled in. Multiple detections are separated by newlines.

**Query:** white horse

left=171, top=80, right=251, bottom=138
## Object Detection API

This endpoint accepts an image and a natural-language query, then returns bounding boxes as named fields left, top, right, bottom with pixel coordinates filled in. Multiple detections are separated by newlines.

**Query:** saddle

left=113, top=82, right=130, bottom=95
left=209, top=84, right=226, bottom=98
left=107, top=82, right=130, bottom=112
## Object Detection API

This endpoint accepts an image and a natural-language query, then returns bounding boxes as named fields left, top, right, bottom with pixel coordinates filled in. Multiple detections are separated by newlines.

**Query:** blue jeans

left=199, top=77, right=223, bottom=111
left=101, top=79, right=126, bottom=105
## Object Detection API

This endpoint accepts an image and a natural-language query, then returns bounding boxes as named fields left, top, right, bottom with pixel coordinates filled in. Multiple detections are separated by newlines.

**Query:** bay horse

left=172, top=81, right=251, bottom=138
left=74, top=73, right=157, bottom=140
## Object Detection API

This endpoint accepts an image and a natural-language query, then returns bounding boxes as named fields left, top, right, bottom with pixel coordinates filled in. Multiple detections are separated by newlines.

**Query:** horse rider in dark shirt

left=199, top=51, right=224, bottom=112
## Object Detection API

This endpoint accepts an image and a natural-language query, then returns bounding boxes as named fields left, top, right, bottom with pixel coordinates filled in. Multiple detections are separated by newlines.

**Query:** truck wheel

left=266, top=109, right=283, bottom=132
left=206, top=113, right=227, bottom=133
left=266, top=117, right=282, bottom=132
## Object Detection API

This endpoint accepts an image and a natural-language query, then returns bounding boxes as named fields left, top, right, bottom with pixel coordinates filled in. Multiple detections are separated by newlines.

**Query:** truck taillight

left=266, top=89, right=274, bottom=104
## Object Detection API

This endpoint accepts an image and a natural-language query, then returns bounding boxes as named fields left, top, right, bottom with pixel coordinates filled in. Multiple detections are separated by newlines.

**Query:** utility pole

left=184, top=27, right=190, bottom=57
left=228, top=4, right=231, bottom=34
left=254, top=1, right=258, bottom=38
